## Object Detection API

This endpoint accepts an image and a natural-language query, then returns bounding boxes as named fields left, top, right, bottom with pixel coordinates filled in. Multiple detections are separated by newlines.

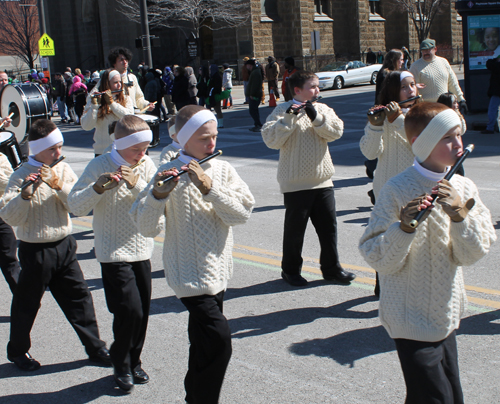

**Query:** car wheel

left=334, top=76, right=343, bottom=89
left=370, top=71, right=378, bottom=85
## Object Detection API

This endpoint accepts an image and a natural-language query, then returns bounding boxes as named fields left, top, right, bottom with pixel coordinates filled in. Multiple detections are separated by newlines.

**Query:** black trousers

left=394, top=331, right=464, bottom=404
left=0, top=217, right=20, bottom=293
left=282, top=187, right=341, bottom=275
left=8, top=236, right=105, bottom=358
left=267, top=79, right=280, bottom=98
left=180, top=291, right=232, bottom=404
left=101, top=260, right=152, bottom=373
left=248, top=98, right=262, bottom=127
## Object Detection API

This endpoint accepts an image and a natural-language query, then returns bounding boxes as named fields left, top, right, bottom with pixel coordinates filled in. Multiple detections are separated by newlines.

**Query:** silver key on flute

left=101, top=158, right=145, bottom=188
left=409, top=144, right=474, bottom=229
left=17, top=155, right=66, bottom=192
left=156, top=150, right=223, bottom=187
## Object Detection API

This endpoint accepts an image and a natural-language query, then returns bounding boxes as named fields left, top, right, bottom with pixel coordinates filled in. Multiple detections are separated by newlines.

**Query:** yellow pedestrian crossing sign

left=38, top=34, right=55, bottom=56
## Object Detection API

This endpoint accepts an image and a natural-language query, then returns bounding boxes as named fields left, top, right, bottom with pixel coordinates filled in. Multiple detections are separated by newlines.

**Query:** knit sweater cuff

left=312, top=113, right=325, bottom=127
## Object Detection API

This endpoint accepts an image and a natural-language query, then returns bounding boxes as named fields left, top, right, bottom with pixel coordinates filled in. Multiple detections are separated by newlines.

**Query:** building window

left=260, top=0, right=280, bottom=22
left=314, top=0, right=333, bottom=22
left=369, top=0, right=381, bottom=16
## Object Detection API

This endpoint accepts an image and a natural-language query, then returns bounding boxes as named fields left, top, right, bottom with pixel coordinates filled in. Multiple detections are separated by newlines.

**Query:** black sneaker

left=281, top=271, right=308, bottom=286
left=8, top=352, right=41, bottom=371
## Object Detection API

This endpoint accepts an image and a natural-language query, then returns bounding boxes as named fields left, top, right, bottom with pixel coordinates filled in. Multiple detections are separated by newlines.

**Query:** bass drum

left=0, top=83, right=49, bottom=143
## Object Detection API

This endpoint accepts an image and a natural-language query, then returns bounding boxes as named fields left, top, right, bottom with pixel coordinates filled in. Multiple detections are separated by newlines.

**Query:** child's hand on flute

left=183, top=161, right=212, bottom=195
left=40, top=164, right=62, bottom=191
left=433, top=179, right=475, bottom=222
left=400, top=194, right=433, bottom=233
left=93, top=172, right=121, bottom=194
left=21, top=173, right=40, bottom=200
left=119, top=166, right=138, bottom=189
left=152, top=168, right=179, bottom=199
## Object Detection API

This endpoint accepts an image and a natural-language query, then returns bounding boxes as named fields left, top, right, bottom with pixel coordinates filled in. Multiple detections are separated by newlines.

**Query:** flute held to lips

left=367, top=95, right=422, bottom=117
left=156, top=150, right=223, bottom=187
left=91, top=89, right=123, bottom=98
left=17, top=155, right=66, bottom=192
left=101, top=158, right=146, bottom=188
left=409, top=144, right=474, bottom=229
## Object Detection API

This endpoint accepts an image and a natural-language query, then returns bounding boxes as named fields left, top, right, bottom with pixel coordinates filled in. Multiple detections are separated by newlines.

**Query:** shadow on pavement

left=229, top=294, right=378, bottom=340
left=253, top=205, right=284, bottom=213
left=0, top=375, right=128, bottom=403
left=0, top=359, right=88, bottom=379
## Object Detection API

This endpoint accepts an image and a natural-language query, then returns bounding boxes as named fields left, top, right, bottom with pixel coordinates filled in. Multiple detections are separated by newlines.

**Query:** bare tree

left=387, top=0, right=447, bottom=44
left=0, top=1, right=40, bottom=69
left=116, top=0, right=250, bottom=38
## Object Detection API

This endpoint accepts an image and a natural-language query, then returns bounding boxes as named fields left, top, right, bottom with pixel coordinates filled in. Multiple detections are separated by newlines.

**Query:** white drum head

left=1, top=85, right=27, bottom=143
left=0, top=131, right=14, bottom=144
left=136, top=114, right=159, bottom=123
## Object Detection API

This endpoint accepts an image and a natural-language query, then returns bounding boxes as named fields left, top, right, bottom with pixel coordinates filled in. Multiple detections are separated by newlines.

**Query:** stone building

left=36, top=0, right=463, bottom=75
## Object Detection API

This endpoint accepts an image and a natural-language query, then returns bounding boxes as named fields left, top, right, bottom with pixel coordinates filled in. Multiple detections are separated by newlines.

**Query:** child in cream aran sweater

left=0, top=119, right=109, bottom=372
left=158, top=116, right=180, bottom=165
left=359, top=102, right=496, bottom=404
left=68, top=115, right=157, bottom=392
left=261, top=70, right=355, bottom=287
left=130, top=105, right=254, bottom=404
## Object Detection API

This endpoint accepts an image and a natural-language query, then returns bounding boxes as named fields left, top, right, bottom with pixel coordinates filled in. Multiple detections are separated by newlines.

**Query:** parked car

left=315, top=61, right=382, bottom=90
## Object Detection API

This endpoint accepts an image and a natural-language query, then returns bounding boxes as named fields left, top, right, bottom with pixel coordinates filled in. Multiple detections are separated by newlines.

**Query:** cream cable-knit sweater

left=359, top=167, right=496, bottom=342
left=0, top=162, right=77, bottom=243
left=159, top=143, right=180, bottom=166
left=410, top=56, right=465, bottom=103
left=130, top=158, right=255, bottom=298
left=361, top=113, right=414, bottom=199
left=0, top=153, right=13, bottom=196
left=81, top=97, right=134, bottom=155
left=261, top=101, right=343, bottom=193
left=68, top=154, right=157, bottom=263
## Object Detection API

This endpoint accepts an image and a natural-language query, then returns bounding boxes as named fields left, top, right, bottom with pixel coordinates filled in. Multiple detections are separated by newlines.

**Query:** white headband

left=113, top=129, right=152, bottom=150
left=29, top=128, right=64, bottom=155
left=108, top=70, right=120, bottom=81
left=169, top=124, right=176, bottom=139
left=412, top=109, right=461, bottom=163
left=177, top=110, right=216, bottom=147
left=400, top=71, right=414, bottom=81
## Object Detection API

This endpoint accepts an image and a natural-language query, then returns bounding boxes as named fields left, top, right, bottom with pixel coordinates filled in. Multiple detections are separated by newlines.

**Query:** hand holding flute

left=367, top=95, right=422, bottom=126
left=18, top=155, right=66, bottom=196
left=286, top=96, right=322, bottom=119
left=95, top=159, right=145, bottom=193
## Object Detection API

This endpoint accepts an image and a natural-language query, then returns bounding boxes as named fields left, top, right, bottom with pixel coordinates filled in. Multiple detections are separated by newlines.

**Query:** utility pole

left=37, top=0, right=46, bottom=34
left=139, top=0, right=153, bottom=67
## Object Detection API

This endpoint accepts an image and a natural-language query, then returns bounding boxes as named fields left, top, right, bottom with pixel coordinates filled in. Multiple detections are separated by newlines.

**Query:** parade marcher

left=162, top=66, right=176, bottom=115
left=53, top=72, right=69, bottom=123
left=281, top=57, right=299, bottom=102
left=105, top=47, right=154, bottom=113
left=0, top=117, right=20, bottom=293
left=265, top=56, right=281, bottom=101
left=171, top=66, right=191, bottom=112
left=410, top=39, right=467, bottom=111
left=131, top=105, right=254, bottom=404
left=207, top=64, right=223, bottom=128
left=68, top=115, right=157, bottom=392
left=186, top=66, right=198, bottom=106
left=366, top=48, right=377, bottom=65
left=437, top=92, right=467, bottom=137
left=483, top=55, right=500, bottom=134
left=222, top=63, right=233, bottom=109
left=361, top=70, right=421, bottom=296
left=241, top=57, right=250, bottom=104
left=81, top=69, right=134, bottom=156
left=261, top=70, right=356, bottom=287
left=0, top=119, right=111, bottom=371
left=245, top=59, right=263, bottom=132
left=359, top=102, right=496, bottom=404
left=158, top=116, right=180, bottom=166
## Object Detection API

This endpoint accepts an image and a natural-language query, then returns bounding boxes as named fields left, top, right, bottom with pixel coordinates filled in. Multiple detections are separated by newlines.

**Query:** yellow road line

left=71, top=219, right=500, bottom=308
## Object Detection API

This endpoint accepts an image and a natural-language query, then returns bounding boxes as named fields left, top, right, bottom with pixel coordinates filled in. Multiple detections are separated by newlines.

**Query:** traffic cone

left=269, top=89, right=277, bottom=107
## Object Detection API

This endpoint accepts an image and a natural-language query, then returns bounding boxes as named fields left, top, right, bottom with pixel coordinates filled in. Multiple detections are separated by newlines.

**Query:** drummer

left=0, top=117, right=21, bottom=293
left=81, top=69, right=134, bottom=156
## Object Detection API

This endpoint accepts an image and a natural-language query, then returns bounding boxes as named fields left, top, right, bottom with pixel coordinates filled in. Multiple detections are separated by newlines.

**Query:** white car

left=316, top=61, right=382, bottom=90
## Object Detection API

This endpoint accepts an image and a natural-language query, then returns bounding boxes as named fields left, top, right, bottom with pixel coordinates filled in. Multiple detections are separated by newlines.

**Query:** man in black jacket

left=53, top=73, right=68, bottom=123
left=245, top=59, right=263, bottom=132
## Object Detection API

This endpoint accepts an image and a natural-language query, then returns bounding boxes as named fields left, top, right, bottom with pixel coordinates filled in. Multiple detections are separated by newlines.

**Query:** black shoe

left=60, top=119, right=67, bottom=124
left=323, top=268, right=356, bottom=284
left=132, top=365, right=150, bottom=384
left=281, top=271, right=308, bottom=286
left=481, top=129, right=494, bottom=134
left=8, top=352, right=41, bottom=371
left=368, top=189, right=376, bottom=205
left=89, top=346, right=112, bottom=366
left=364, top=162, right=374, bottom=179
left=114, top=368, right=134, bottom=392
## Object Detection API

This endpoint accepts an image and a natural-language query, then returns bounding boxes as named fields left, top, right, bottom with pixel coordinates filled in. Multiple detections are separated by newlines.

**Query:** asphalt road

left=1, top=74, right=499, bottom=403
